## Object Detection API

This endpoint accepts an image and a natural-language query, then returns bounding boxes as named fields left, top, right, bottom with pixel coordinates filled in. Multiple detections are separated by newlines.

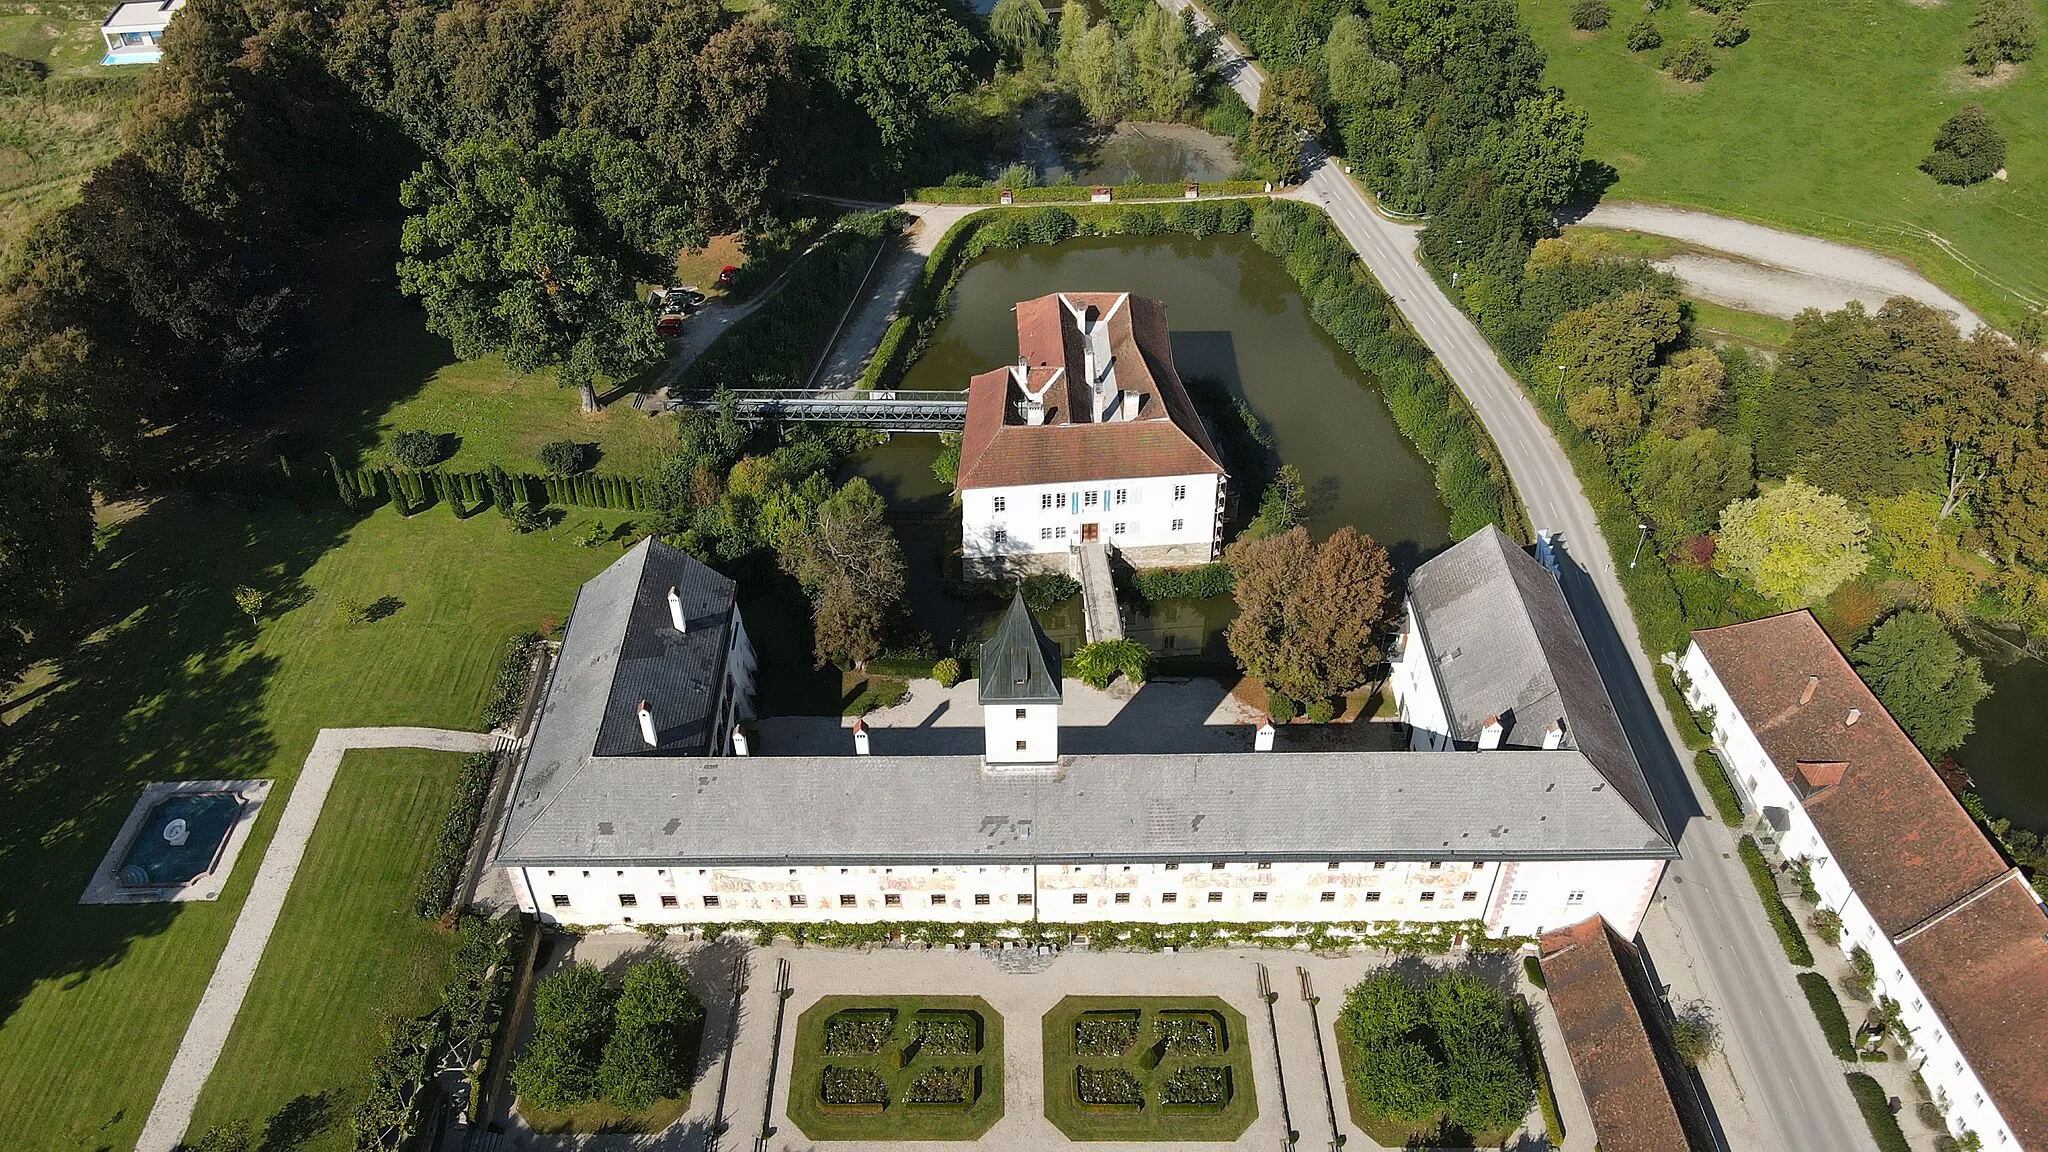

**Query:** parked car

left=656, top=312, right=683, bottom=337
left=716, top=265, right=739, bottom=287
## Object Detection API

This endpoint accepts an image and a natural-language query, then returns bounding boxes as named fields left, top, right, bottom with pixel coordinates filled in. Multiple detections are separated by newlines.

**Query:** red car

left=717, top=265, right=739, bottom=287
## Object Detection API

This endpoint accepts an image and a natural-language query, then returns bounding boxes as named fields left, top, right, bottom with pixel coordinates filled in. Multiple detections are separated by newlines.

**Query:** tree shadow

left=258, top=1091, right=335, bottom=1152
left=362, top=595, right=404, bottom=623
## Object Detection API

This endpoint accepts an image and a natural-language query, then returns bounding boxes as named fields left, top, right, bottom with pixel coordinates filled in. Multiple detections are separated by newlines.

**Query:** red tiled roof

left=1690, top=611, right=2009, bottom=934
left=1894, top=872, right=2048, bottom=1151
left=1538, top=916, right=1713, bottom=1152
left=957, top=292, right=1226, bottom=491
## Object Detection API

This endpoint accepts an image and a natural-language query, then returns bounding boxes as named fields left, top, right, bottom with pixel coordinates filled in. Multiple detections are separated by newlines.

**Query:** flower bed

left=906, top=1066, right=976, bottom=1106
left=911, top=1012, right=980, bottom=1057
left=823, top=1010, right=895, bottom=1055
left=1160, top=1066, right=1230, bottom=1109
left=1077, top=1066, right=1146, bottom=1106
left=1074, top=1011, right=1141, bottom=1058
left=789, top=996, right=1003, bottom=1140
left=821, top=1066, right=890, bottom=1106
left=1155, top=1012, right=1222, bottom=1056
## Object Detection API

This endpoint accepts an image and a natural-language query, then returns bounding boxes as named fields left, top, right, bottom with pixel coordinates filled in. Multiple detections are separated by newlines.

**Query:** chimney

left=1119, top=390, right=1141, bottom=421
left=1541, top=719, right=1565, bottom=750
left=1017, top=375, right=1051, bottom=426
left=667, top=586, right=688, bottom=633
left=1845, top=708, right=1861, bottom=726
left=1254, top=718, right=1276, bottom=752
left=731, top=724, right=750, bottom=757
left=853, top=719, right=870, bottom=756
left=636, top=700, right=658, bottom=748
left=1479, top=716, right=1505, bottom=750
left=1799, top=675, right=1819, bottom=706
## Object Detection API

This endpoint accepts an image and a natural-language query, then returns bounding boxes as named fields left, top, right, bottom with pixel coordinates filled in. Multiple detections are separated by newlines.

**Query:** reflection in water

left=844, top=233, right=1452, bottom=654
left=1955, top=642, right=2048, bottom=830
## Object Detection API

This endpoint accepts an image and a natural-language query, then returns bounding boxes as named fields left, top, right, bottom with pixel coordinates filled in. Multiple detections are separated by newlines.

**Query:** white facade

left=100, top=0, right=181, bottom=64
left=962, top=472, right=1224, bottom=571
left=710, top=605, right=757, bottom=755
left=982, top=700, right=1058, bottom=765
left=509, top=855, right=1665, bottom=937
left=1680, top=641, right=2021, bottom=1150
left=1388, top=601, right=1453, bottom=751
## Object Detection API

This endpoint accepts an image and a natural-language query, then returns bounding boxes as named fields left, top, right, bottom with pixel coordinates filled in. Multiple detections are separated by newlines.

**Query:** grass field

left=185, top=749, right=470, bottom=1150
left=1524, top=0, right=2048, bottom=330
left=0, top=499, right=618, bottom=1152
left=786, top=995, right=1005, bottom=1141
left=1040, top=996, right=1259, bottom=1142
left=0, top=2, right=140, bottom=263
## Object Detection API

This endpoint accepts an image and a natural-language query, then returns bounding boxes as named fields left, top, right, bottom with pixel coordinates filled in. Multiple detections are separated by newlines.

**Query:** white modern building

left=956, top=292, right=1228, bottom=578
left=100, top=0, right=182, bottom=64
left=1683, top=611, right=2048, bottom=1152
left=493, top=529, right=1676, bottom=943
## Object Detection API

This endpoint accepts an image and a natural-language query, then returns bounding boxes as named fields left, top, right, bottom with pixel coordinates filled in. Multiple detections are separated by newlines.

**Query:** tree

left=1054, top=0, right=1090, bottom=84
left=1712, top=10, right=1749, bottom=45
left=1491, top=90, right=1587, bottom=209
left=1225, top=526, right=1395, bottom=704
left=778, top=477, right=905, bottom=668
left=1651, top=347, right=1727, bottom=437
left=988, top=0, right=1050, bottom=65
left=1964, top=0, right=2039, bottom=74
left=781, top=0, right=977, bottom=158
left=1245, top=68, right=1322, bottom=183
left=1626, top=428, right=1753, bottom=539
left=1713, top=479, right=1871, bottom=605
left=1539, top=285, right=1682, bottom=442
left=597, top=955, right=703, bottom=1110
left=1870, top=491, right=1979, bottom=618
left=513, top=963, right=618, bottom=1110
left=1921, top=104, right=2005, bottom=185
left=1625, top=16, right=1662, bottom=50
left=1324, top=13, right=1401, bottom=111
left=1073, top=20, right=1136, bottom=123
left=397, top=131, right=692, bottom=411
left=1851, top=609, right=1991, bottom=758
left=1571, top=0, right=1612, bottom=29
left=1660, top=36, right=1714, bottom=81
left=1130, top=5, right=1200, bottom=122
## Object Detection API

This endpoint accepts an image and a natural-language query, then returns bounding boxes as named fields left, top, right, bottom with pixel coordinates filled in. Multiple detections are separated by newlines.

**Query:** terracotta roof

left=1893, top=872, right=2048, bottom=1151
left=1690, top=611, right=2008, bottom=934
left=1539, top=917, right=1713, bottom=1152
left=957, top=292, right=1226, bottom=491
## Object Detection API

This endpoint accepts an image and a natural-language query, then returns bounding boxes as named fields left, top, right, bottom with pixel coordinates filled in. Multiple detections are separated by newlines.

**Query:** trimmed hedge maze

left=787, top=996, right=1003, bottom=1140
left=1042, top=996, right=1258, bottom=1140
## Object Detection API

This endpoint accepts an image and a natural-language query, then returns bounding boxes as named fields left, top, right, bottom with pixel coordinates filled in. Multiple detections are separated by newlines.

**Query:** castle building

left=956, top=292, right=1228, bottom=579
left=493, top=528, right=1676, bottom=942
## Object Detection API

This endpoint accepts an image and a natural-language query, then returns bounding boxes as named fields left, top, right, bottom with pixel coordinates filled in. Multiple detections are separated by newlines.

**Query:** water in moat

left=842, top=231, right=1453, bottom=657
left=1956, top=644, right=2048, bottom=831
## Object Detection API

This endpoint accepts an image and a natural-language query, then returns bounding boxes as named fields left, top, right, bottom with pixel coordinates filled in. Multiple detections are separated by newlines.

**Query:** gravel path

left=807, top=203, right=979, bottom=392
left=1576, top=201, right=1986, bottom=333
left=135, top=726, right=501, bottom=1152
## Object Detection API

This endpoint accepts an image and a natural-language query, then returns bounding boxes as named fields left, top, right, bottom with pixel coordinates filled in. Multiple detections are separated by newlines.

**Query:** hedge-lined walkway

left=135, top=727, right=500, bottom=1152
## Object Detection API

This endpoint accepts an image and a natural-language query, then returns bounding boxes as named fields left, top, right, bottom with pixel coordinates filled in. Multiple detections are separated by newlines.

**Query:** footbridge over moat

left=670, top=388, right=965, bottom=431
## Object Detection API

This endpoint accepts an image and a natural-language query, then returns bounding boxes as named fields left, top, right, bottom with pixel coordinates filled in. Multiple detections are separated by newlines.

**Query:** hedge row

left=1799, top=972, right=1857, bottom=1062
left=1846, top=1072, right=1912, bottom=1152
left=325, top=458, right=654, bottom=513
left=909, top=180, right=1268, bottom=204
left=1130, top=562, right=1234, bottom=601
left=1696, top=750, right=1746, bottom=827
left=481, top=631, right=545, bottom=730
left=414, top=751, right=497, bottom=918
left=1512, top=995, right=1566, bottom=1146
left=1737, top=836, right=1814, bottom=966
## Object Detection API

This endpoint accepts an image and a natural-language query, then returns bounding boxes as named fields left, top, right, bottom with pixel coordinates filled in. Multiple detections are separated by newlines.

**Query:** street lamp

left=1553, top=364, right=1568, bottom=403
left=1630, top=520, right=1651, bottom=569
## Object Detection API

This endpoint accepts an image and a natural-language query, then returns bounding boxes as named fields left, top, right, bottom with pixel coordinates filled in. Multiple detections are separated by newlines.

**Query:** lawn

left=1524, top=0, right=2048, bottom=330
left=518, top=1093, right=693, bottom=1137
left=185, top=749, right=471, bottom=1150
left=271, top=218, right=680, bottom=477
left=1040, top=996, right=1259, bottom=1142
left=0, top=497, right=619, bottom=1152
left=786, top=995, right=1005, bottom=1141
left=0, top=2, right=141, bottom=262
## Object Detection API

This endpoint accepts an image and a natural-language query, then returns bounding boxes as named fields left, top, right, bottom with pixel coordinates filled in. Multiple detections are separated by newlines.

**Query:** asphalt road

left=1163, top=2, right=1877, bottom=1147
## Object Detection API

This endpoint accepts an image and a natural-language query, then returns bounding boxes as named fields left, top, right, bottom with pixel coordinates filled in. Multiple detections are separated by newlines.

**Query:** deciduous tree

left=780, top=0, right=977, bottom=159
left=513, top=963, right=618, bottom=1110
left=778, top=477, right=905, bottom=668
left=1225, top=525, right=1394, bottom=704
left=1869, top=491, right=1978, bottom=618
left=989, top=0, right=1050, bottom=66
left=1921, top=104, right=2005, bottom=185
left=1651, top=346, right=1727, bottom=437
left=597, top=955, right=702, bottom=1110
left=1713, top=478, right=1871, bottom=605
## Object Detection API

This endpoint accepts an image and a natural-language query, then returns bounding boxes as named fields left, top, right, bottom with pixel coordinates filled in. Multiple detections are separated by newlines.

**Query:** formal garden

left=787, top=996, right=1005, bottom=1140
left=1040, top=996, right=1258, bottom=1141
left=1332, top=967, right=1536, bottom=1148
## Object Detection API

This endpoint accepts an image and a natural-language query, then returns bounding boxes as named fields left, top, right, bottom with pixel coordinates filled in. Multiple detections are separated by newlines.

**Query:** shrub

left=1844, top=946, right=1877, bottom=1001
left=1921, top=104, right=2006, bottom=185
left=1131, top=562, right=1233, bottom=601
left=482, top=631, right=544, bottom=729
left=597, top=955, right=704, bottom=1110
left=1847, top=1072, right=1913, bottom=1152
left=1511, top=996, right=1565, bottom=1146
left=1737, top=837, right=1814, bottom=966
left=538, top=440, right=590, bottom=475
left=1160, top=1066, right=1230, bottom=1106
left=514, top=964, right=617, bottom=1110
left=1811, top=907, right=1844, bottom=947
left=1268, top=690, right=1298, bottom=723
left=912, top=1014, right=979, bottom=1056
left=1695, top=750, right=1745, bottom=826
left=1074, top=1013, right=1140, bottom=1057
left=1661, top=36, right=1715, bottom=80
left=1022, top=572, right=1080, bottom=609
left=824, top=1011, right=895, bottom=1054
left=1076, top=1066, right=1144, bottom=1105
left=1304, top=698, right=1337, bottom=723
left=1337, top=968, right=1533, bottom=1134
left=510, top=504, right=549, bottom=533
left=932, top=657, right=963, bottom=687
left=0, top=52, right=47, bottom=96
left=1800, top=972, right=1857, bottom=1060
left=391, top=429, right=444, bottom=468
left=413, top=751, right=495, bottom=917
left=1571, top=0, right=1613, bottom=28
left=1712, top=10, right=1748, bottom=44
left=821, top=1065, right=891, bottom=1106
left=340, top=596, right=370, bottom=627
left=233, top=585, right=265, bottom=618
left=1668, top=1005, right=1720, bottom=1067
left=1964, top=0, right=2039, bottom=74
left=1073, top=639, right=1150, bottom=688
left=1626, top=16, right=1663, bottom=49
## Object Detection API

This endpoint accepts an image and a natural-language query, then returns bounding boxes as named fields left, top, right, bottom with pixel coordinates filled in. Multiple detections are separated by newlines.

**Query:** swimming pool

left=117, top=791, right=243, bottom=888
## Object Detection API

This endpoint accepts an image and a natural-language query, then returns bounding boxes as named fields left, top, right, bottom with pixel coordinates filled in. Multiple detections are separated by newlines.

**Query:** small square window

left=790, top=894, right=808, bottom=907
left=1015, top=739, right=1027, bottom=751
left=993, top=496, right=1006, bottom=512
left=884, top=893, right=901, bottom=906
left=1373, top=862, right=1387, bottom=870
left=1073, top=893, right=1088, bottom=905
left=992, top=528, right=1007, bottom=545
left=1016, top=708, right=1027, bottom=719
left=1171, top=518, right=1184, bottom=531
left=1165, top=863, right=1179, bottom=870
left=700, top=894, right=718, bottom=908
left=839, top=894, right=857, bottom=908
left=1041, top=527, right=1054, bottom=540
left=1365, top=891, right=1381, bottom=902
left=1056, top=492, right=1067, bottom=507
left=1113, top=522, right=1126, bottom=535
left=1566, top=890, right=1585, bottom=904
left=1509, top=891, right=1528, bottom=905
left=1428, top=861, right=1443, bottom=869
left=1018, top=892, right=1033, bottom=905
left=970, top=893, right=989, bottom=906
left=931, top=893, right=946, bottom=905
left=1041, top=493, right=1055, bottom=510
left=1084, top=491, right=1099, bottom=507
left=1206, top=890, right=1224, bottom=903
left=1320, top=891, right=1337, bottom=902
left=619, top=893, right=639, bottom=907
left=1251, top=891, right=1268, bottom=903
left=1256, top=862, right=1272, bottom=870
left=1054, top=526, right=1067, bottom=538
left=1114, top=892, right=1131, bottom=904
left=1462, top=891, right=1478, bottom=902
left=551, top=894, right=571, bottom=907
left=1470, top=861, right=1484, bottom=869
left=1210, top=862, right=1226, bottom=870
left=1115, top=488, right=1127, bottom=504
left=1163, top=892, right=1178, bottom=903
left=660, top=894, right=679, bottom=908
left=1328, top=861, right=1342, bottom=869
left=1173, top=484, right=1187, bottom=500
left=1419, top=891, right=1436, bottom=902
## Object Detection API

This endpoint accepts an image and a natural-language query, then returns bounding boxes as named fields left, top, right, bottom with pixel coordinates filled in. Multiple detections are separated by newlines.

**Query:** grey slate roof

left=978, top=586, right=1063, bottom=705
left=494, top=749, right=1675, bottom=866
left=1406, top=526, right=1668, bottom=843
